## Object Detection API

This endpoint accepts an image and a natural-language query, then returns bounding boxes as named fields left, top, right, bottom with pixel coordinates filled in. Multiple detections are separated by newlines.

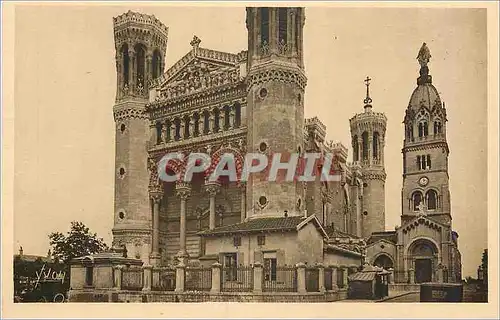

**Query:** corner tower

left=245, top=7, right=307, bottom=218
left=349, top=77, right=387, bottom=238
left=401, top=43, right=451, bottom=226
left=111, top=11, right=168, bottom=261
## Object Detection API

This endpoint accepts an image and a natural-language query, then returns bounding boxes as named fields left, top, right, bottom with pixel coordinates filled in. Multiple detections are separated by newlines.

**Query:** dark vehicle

left=16, top=279, right=68, bottom=303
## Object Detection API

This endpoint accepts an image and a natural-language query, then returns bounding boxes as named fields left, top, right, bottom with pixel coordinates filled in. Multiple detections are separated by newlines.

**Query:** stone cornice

left=247, top=62, right=307, bottom=91
left=146, top=84, right=246, bottom=118
left=148, top=128, right=246, bottom=158
left=403, top=140, right=449, bottom=153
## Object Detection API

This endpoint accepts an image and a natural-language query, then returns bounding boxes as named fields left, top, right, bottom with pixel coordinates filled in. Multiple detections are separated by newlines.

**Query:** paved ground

left=340, top=288, right=487, bottom=303
left=379, top=292, right=419, bottom=302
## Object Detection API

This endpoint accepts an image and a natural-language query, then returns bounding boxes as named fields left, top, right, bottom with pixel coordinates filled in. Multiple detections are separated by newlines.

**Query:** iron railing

left=221, top=265, right=253, bottom=292
left=324, top=267, right=333, bottom=291
left=262, top=265, right=297, bottom=292
left=122, top=267, right=143, bottom=291
left=184, top=266, right=212, bottom=292
left=305, top=267, right=320, bottom=292
left=152, top=267, right=175, bottom=291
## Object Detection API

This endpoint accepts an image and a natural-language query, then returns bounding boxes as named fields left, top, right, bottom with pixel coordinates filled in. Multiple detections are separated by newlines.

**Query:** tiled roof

left=199, top=216, right=305, bottom=236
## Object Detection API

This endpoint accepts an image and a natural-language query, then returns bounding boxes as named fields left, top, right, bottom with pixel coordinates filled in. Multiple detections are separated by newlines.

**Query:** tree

left=49, top=221, right=109, bottom=263
left=481, top=249, right=488, bottom=288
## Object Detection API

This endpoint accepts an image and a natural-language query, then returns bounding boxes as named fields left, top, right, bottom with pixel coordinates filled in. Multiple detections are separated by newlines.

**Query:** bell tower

left=245, top=7, right=307, bottom=219
left=111, top=11, right=168, bottom=262
left=401, top=43, right=451, bottom=226
left=349, top=77, right=387, bottom=238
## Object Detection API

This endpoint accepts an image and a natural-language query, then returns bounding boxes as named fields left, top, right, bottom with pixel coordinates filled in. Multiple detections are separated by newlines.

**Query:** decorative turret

left=111, top=11, right=169, bottom=264
left=245, top=7, right=307, bottom=219
left=401, top=43, right=451, bottom=226
left=349, top=76, right=387, bottom=239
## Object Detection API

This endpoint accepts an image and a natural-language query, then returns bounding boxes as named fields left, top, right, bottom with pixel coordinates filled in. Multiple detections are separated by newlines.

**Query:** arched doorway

left=373, top=254, right=394, bottom=270
left=407, top=239, right=438, bottom=283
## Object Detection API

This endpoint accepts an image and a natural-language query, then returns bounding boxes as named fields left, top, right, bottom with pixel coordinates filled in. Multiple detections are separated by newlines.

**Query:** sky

left=13, top=5, right=487, bottom=278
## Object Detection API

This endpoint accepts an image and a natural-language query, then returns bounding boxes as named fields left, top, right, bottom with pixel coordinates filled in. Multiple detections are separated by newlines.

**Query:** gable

left=400, top=214, right=446, bottom=234
left=366, top=238, right=396, bottom=250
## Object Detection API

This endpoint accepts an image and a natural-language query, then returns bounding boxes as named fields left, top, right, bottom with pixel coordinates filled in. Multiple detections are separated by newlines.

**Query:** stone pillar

left=356, top=184, right=362, bottom=237
left=189, top=115, right=195, bottom=137
left=388, top=268, right=394, bottom=284
left=176, top=183, right=191, bottom=263
left=296, top=262, right=306, bottom=294
left=290, top=10, right=296, bottom=55
left=175, top=262, right=185, bottom=292
left=380, top=138, right=385, bottom=165
left=343, top=267, right=349, bottom=289
left=253, top=262, right=263, bottom=293
left=142, top=265, right=152, bottom=292
left=211, top=262, right=222, bottom=294
left=409, top=268, right=415, bottom=284
left=170, top=121, right=176, bottom=141
left=240, top=182, right=246, bottom=222
left=200, top=111, right=207, bottom=135
left=229, top=110, right=235, bottom=129
left=331, top=266, right=339, bottom=291
left=149, top=191, right=162, bottom=266
left=113, top=265, right=123, bottom=290
left=208, top=112, right=215, bottom=134
left=219, top=108, right=226, bottom=131
left=180, top=120, right=186, bottom=141
left=128, top=49, right=136, bottom=94
left=205, top=181, right=221, bottom=230
left=317, top=263, right=325, bottom=293
left=368, top=136, right=373, bottom=165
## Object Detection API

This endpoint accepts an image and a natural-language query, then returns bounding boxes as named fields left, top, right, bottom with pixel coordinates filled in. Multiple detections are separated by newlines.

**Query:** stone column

left=211, top=262, right=222, bottom=294
left=142, top=265, right=152, bottom=292
left=208, top=112, right=215, bottom=134
left=189, top=114, right=195, bottom=137
left=205, top=181, right=221, bottom=230
left=176, top=183, right=191, bottom=263
left=180, top=119, right=186, bottom=141
left=296, top=262, right=306, bottom=294
left=317, top=263, right=325, bottom=293
left=116, top=54, right=122, bottom=99
left=409, top=268, right=415, bottom=284
left=175, top=262, right=186, bottom=292
left=129, top=49, right=136, bottom=95
left=113, top=265, right=123, bottom=290
left=290, top=10, right=296, bottom=55
left=356, top=184, right=362, bottom=237
left=380, top=138, right=385, bottom=165
left=357, top=137, right=362, bottom=163
left=219, top=108, right=226, bottom=131
left=342, top=267, right=349, bottom=289
left=229, top=109, right=235, bottom=130
left=170, top=120, right=176, bottom=141
left=240, top=182, right=247, bottom=222
left=253, top=262, right=263, bottom=293
left=331, top=266, right=339, bottom=290
left=200, top=111, right=207, bottom=135
left=149, top=191, right=162, bottom=266
left=368, top=136, right=373, bottom=165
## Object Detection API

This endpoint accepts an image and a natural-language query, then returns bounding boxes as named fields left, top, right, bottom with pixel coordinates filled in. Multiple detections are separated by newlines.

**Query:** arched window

left=352, top=135, right=359, bottom=161
left=418, top=122, right=423, bottom=137
left=174, top=118, right=181, bottom=140
left=407, top=125, right=413, bottom=140
left=213, top=108, right=220, bottom=132
left=134, top=44, right=146, bottom=87
left=416, top=155, right=421, bottom=170
left=295, top=9, right=300, bottom=52
left=423, top=121, right=429, bottom=136
left=373, top=132, right=380, bottom=160
left=434, top=121, right=442, bottom=135
left=412, top=191, right=423, bottom=211
left=152, top=49, right=162, bottom=79
left=193, top=113, right=200, bottom=137
left=426, top=190, right=438, bottom=210
left=165, top=119, right=171, bottom=142
left=426, top=155, right=431, bottom=169
left=224, top=105, right=230, bottom=130
left=183, top=115, right=190, bottom=138
left=203, top=110, right=210, bottom=134
left=234, top=102, right=241, bottom=128
left=121, top=44, right=129, bottom=85
left=278, top=8, right=288, bottom=45
left=155, top=122, right=162, bottom=144
left=362, top=131, right=369, bottom=160
left=260, top=8, right=270, bottom=46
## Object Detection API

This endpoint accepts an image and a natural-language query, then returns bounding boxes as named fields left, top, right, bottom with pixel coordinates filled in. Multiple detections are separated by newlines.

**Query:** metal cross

left=364, top=76, right=373, bottom=105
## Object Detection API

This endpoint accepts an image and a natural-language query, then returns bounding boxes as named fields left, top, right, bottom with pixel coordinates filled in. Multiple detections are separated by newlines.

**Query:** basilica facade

left=109, top=8, right=461, bottom=284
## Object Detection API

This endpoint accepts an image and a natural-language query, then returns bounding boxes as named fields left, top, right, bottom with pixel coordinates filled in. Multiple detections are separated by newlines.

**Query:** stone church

left=109, top=8, right=461, bottom=283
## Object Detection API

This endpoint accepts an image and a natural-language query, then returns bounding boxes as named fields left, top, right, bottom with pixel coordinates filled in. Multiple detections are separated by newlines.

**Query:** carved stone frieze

left=113, top=106, right=148, bottom=122
left=248, top=67, right=307, bottom=91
